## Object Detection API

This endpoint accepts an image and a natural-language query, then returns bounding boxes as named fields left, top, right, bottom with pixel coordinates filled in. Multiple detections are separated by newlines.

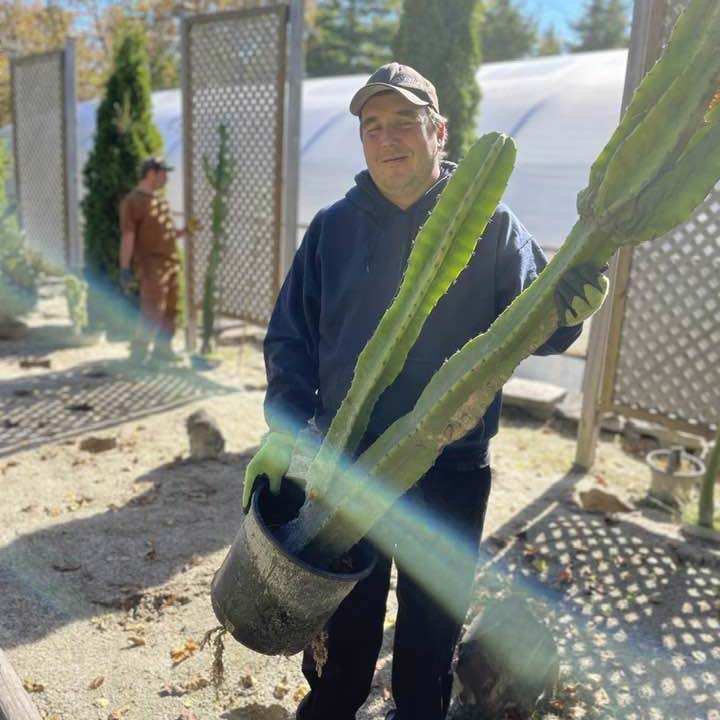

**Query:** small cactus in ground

left=200, top=124, right=235, bottom=356
left=698, top=424, right=719, bottom=530
left=284, top=0, right=720, bottom=564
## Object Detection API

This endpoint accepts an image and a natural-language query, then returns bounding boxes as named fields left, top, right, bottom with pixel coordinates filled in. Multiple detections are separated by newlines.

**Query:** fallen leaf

left=20, top=358, right=51, bottom=369
left=273, top=685, right=289, bottom=699
left=183, top=675, right=209, bottom=692
left=532, top=557, right=548, bottom=573
left=123, top=623, right=145, bottom=634
left=145, top=541, right=157, bottom=561
left=170, top=638, right=199, bottom=665
left=108, top=709, right=129, bottom=719
left=558, top=567, right=574, bottom=584
left=52, top=561, right=81, bottom=572
left=23, top=679, right=45, bottom=693
left=178, top=711, right=198, bottom=720
left=45, top=506, right=63, bottom=517
left=240, top=674, right=255, bottom=689
left=293, top=687, right=308, bottom=702
left=95, top=698, right=110, bottom=708
left=88, top=676, right=104, bottom=690
left=67, top=402, right=93, bottom=413
left=127, top=635, right=146, bottom=647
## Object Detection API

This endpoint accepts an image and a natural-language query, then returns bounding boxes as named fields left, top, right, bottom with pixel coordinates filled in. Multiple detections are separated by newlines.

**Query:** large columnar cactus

left=200, top=124, right=235, bottom=356
left=284, top=0, right=720, bottom=563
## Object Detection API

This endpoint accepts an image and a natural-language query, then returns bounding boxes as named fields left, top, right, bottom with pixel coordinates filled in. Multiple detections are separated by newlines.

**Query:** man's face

left=360, top=92, right=444, bottom=209
left=153, top=169, right=169, bottom=190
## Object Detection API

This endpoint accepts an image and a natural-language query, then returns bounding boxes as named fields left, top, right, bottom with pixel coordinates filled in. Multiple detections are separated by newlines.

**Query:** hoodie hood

left=346, top=160, right=457, bottom=221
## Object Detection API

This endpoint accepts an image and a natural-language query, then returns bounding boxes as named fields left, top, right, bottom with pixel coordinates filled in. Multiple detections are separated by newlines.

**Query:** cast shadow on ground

left=0, top=358, right=241, bottom=457
left=471, top=470, right=720, bottom=720
left=0, top=450, right=257, bottom=650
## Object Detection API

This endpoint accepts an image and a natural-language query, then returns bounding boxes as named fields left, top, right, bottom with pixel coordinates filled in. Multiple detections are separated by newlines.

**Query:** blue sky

left=521, top=0, right=593, bottom=39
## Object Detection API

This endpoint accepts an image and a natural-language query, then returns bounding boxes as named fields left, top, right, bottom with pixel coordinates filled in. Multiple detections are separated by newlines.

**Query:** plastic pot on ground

left=646, top=446, right=705, bottom=507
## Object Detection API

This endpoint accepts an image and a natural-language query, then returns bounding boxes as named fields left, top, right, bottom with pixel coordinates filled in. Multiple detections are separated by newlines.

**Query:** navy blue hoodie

left=264, top=162, right=581, bottom=468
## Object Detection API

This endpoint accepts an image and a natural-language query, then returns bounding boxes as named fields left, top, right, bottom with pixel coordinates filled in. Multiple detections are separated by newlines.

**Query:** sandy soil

left=1, top=285, right=717, bottom=720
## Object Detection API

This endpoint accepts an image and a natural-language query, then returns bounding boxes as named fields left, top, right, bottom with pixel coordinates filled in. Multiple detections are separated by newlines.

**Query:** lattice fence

left=11, top=48, right=74, bottom=269
left=600, top=0, right=719, bottom=436
left=182, top=5, right=288, bottom=327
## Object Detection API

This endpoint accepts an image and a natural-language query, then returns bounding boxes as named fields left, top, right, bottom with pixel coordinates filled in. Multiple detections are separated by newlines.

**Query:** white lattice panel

left=184, top=6, right=287, bottom=326
left=11, top=51, right=69, bottom=268
left=613, top=189, right=720, bottom=428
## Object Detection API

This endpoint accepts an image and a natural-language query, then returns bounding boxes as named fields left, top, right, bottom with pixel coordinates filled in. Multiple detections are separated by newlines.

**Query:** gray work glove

left=554, top=263, right=609, bottom=327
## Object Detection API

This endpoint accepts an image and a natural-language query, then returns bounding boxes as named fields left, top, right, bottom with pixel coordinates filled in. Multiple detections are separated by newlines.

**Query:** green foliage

left=537, top=25, right=563, bottom=56
left=0, top=143, right=40, bottom=322
left=80, top=23, right=162, bottom=330
left=481, top=0, right=538, bottom=62
left=200, top=124, right=236, bottom=356
left=570, top=0, right=629, bottom=53
left=64, top=274, right=89, bottom=334
left=394, top=0, right=484, bottom=160
left=306, top=0, right=401, bottom=76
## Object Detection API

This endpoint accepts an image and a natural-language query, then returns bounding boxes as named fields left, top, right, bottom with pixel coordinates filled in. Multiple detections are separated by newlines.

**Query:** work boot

left=151, top=340, right=183, bottom=364
left=127, top=340, right=148, bottom=367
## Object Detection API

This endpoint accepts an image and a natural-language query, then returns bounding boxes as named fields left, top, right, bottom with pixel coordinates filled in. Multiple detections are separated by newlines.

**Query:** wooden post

left=0, top=649, right=43, bottom=720
left=575, top=0, right=669, bottom=470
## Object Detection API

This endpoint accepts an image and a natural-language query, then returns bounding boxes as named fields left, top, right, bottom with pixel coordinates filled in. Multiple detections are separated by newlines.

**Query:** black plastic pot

left=211, top=479, right=376, bottom=656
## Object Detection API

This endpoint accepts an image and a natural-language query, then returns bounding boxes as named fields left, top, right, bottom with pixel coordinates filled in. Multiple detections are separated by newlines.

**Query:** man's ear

left=437, top=121, right=447, bottom=148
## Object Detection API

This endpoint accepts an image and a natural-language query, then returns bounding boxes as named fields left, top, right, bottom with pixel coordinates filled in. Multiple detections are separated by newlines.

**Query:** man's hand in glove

left=555, top=263, right=609, bottom=327
left=242, top=431, right=295, bottom=511
left=119, top=268, right=134, bottom=295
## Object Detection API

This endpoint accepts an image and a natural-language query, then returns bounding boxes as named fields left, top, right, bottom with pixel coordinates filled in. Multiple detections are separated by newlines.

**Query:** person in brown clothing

left=119, top=157, right=187, bottom=364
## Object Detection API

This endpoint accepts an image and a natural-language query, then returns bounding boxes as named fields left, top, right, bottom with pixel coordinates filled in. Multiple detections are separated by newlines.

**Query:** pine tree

left=537, top=25, right=563, bottom=56
left=81, top=24, right=162, bottom=332
left=393, top=0, right=483, bottom=161
left=571, top=0, right=628, bottom=53
left=481, top=0, right=537, bottom=62
left=306, top=0, right=400, bottom=77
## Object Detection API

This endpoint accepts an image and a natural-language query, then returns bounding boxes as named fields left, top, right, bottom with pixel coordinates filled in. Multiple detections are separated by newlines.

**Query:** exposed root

left=311, top=630, right=329, bottom=677
left=200, top=625, right=227, bottom=694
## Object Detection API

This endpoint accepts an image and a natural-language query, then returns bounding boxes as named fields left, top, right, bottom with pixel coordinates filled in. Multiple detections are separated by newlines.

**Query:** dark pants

left=297, top=463, right=492, bottom=720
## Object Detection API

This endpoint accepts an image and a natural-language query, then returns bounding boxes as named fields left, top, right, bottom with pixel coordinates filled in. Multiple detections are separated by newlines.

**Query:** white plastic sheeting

left=3, top=49, right=627, bottom=251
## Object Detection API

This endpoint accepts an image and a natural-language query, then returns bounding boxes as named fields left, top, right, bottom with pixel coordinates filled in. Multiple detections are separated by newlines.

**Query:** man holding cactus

left=244, top=64, right=607, bottom=720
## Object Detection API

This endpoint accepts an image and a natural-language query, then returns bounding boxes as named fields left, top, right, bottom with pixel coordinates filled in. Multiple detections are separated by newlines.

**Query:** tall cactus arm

left=578, top=0, right=720, bottom=215
left=303, top=133, right=516, bottom=498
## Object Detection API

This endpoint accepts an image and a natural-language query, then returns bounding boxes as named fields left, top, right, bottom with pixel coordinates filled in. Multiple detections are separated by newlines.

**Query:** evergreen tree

left=81, top=24, right=162, bottom=331
left=537, top=25, right=563, bottom=56
left=306, top=0, right=400, bottom=76
left=393, top=0, right=483, bottom=161
left=571, top=0, right=628, bottom=53
left=481, top=0, right=537, bottom=62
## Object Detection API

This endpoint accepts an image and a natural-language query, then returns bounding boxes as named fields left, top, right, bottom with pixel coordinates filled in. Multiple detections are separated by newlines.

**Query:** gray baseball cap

left=349, top=62, right=439, bottom=116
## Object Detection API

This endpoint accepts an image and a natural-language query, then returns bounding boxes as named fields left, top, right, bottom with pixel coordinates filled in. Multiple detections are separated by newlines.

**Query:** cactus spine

left=285, top=0, right=720, bottom=564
